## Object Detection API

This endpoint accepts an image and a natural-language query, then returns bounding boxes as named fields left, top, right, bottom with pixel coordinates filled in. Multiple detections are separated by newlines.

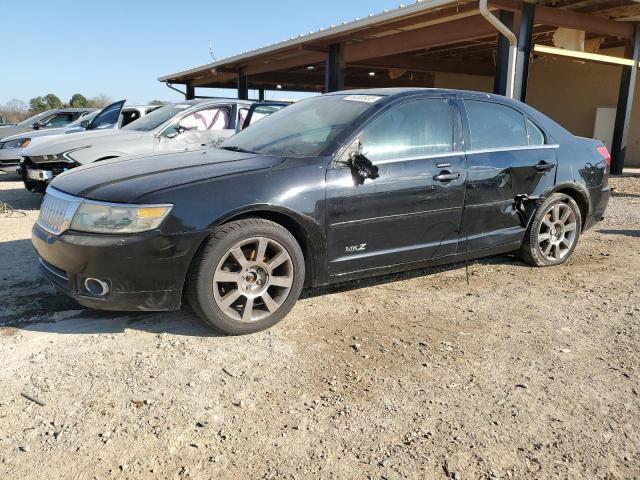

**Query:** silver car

left=0, top=101, right=159, bottom=173
left=19, top=99, right=287, bottom=192
left=0, top=108, right=95, bottom=141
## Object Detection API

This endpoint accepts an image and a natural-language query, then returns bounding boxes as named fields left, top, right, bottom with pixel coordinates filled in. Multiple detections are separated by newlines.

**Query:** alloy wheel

left=212, top=237, right=294, bottom=322
left=537, top=202, right=578, bottom=262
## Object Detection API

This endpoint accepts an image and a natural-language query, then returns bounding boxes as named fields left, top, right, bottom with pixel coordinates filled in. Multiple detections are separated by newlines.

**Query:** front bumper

left=32, top=223, right=207, bottom=311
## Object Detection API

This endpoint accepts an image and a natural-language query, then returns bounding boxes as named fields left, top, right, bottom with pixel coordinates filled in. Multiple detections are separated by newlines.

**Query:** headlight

left=2, top=138, right=30, bottom=149
left=70, top=202, right=173, bottom=234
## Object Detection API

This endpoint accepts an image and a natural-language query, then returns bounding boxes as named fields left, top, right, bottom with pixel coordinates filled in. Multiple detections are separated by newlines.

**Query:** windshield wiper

left=220, top=146, right=256, bottom=154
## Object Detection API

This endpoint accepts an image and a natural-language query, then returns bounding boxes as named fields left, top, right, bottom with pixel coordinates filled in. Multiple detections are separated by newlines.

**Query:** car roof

left=55, top=107, right=98, bottom=113
left=325, top=87, right=514, bottom=103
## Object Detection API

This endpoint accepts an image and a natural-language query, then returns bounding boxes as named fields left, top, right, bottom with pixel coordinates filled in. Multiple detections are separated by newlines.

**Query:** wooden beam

left=244, top=51, right=326, bottom=76
left=350, top=54, right=495, bottom=76
left=299, top=44, right=328, bottom=53
left=491, top=0, right=635, bottom=39
left=191, top=72, right=236, bottom=87
left=251, top=72, right=435, bottom=89
left=342, top=15, right=497, bottom=63
left=533, top=44, right=636, bottom=66
left=535, top=5, right=634, bottom=39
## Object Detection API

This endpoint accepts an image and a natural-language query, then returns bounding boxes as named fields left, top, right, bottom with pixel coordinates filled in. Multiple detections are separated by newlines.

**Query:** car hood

left=50, top=148, right=284, bottom=203
left=22, top=129, right=146, bottom=157
left=0, top=125, right=29, bottom=140
left=0, top=127, right=66, bottom=143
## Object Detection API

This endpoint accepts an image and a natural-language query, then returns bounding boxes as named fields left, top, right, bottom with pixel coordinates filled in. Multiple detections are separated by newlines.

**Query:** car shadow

left=2, top=247, right=526, bottom=337
left=597, top=228, right=640, bottom=238
left=612, top=191, right=640, bottom=199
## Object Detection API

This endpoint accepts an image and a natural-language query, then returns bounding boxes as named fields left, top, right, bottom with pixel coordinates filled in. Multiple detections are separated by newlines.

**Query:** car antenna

left=209, top=41, right=217, bottom=62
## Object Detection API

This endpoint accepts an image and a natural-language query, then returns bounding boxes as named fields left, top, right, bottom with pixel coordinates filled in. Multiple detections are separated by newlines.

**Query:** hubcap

left=537, top=203, right=577, bottom=261
left=212, top=237, right=294, bottom=322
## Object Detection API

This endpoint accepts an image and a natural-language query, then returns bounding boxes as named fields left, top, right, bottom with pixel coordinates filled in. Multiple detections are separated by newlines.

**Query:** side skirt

left=325, top=241, right=522, bottom=285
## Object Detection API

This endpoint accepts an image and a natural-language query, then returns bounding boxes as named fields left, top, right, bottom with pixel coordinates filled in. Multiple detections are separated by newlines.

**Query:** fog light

left=84, top=278, right=110, bottom=297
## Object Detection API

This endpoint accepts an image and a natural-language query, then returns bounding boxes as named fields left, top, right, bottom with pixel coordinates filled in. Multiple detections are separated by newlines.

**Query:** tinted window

left=465, top=100, right=527, bottom=149
left=43, top=113, right=74, bottom=127
left=92, top=103, right=123, bottom=129
left=361, top=99, right=452, bottom=162
left=526, top=118, right=545, bottom=145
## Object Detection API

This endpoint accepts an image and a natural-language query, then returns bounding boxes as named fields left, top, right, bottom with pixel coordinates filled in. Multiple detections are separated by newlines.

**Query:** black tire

left=519, top=193, right=582, bottom=267
left=187, top=218, right=305, bottom=335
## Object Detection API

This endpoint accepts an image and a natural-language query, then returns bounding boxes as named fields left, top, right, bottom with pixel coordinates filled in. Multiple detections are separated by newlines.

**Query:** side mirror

left=338, top=139, right=379, bottom=185
left=80, top=119, right=90, bottom=129
left=177, top=122, right=197, bottom=135
left=32, top=121, right=42, bottom=130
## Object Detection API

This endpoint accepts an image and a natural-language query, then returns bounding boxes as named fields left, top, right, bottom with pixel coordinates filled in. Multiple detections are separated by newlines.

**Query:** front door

left=325, top=97, right=466, bottom=277
left=459, top=99, right=558, bottom=251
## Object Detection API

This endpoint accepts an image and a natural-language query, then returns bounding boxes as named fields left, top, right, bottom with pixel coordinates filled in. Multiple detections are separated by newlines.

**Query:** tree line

left=0, top=93, right=113, bottom=124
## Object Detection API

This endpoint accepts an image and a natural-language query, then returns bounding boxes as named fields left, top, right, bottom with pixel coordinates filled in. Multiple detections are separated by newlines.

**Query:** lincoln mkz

left=32, top=88, right=611, bottom=334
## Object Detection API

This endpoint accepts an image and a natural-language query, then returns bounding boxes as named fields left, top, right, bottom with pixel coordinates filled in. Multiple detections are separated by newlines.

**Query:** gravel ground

left=0, top=172, right=638, bottom=479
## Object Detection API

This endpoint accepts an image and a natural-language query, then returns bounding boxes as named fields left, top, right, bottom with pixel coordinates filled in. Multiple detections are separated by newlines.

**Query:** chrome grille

left=37, top=188, right=81, bottom=235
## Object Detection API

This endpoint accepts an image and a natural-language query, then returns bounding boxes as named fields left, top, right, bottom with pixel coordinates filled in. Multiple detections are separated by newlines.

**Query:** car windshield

left=67, top=111, right=99, bottom=127
left=221, top=95, right=379, bottom=157
left=122, top=104, right=192, bottom=132
left=17, top=110, right=54, bottom=126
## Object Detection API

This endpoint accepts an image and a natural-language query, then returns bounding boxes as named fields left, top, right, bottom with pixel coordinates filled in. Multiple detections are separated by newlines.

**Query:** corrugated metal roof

left=157, top=0, right=460, bottom=82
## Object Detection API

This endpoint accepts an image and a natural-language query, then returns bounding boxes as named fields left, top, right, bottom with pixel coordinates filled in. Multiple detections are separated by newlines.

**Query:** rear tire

left=519, top=193, right=582, bottom=267
left=187, top=218, right=305, bottom=335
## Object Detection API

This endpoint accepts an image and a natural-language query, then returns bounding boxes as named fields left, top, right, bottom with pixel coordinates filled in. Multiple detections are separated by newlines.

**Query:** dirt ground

left=0, top=172, right=638, bottom=480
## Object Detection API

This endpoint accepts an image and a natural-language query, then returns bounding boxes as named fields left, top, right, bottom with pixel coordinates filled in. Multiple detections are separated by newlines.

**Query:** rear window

left=465, top=100, right=527, bottom=149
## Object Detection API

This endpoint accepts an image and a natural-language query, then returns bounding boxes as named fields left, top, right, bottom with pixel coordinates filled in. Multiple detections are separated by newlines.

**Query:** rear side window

left=526, top=118, right=546, bottom=145
left=465, top=100, right=527, bottom=149
left=361, top=98, right=453, bottom=162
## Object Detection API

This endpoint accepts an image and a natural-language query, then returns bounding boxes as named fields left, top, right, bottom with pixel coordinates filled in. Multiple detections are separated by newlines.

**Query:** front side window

left=526, top=118, right=546, bottom=146
left=163, top=106, right=230, bottom=137
left=360, top=98, right=453, bottom=162
left=42, top=113, right=74, bottom=128
left=465, top=100, right=527, bottom=149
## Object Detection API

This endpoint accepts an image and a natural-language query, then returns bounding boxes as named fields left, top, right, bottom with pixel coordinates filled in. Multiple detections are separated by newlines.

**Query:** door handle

left=433, top=171, right=460, bottom=182
left=535, top=161, right=555, bottom=172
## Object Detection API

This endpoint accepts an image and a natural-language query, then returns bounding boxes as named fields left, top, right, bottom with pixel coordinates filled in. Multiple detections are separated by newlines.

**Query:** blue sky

left=0, top=0, right=400, bottom=105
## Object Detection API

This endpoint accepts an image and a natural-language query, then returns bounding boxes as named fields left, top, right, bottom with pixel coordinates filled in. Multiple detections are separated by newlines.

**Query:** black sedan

left=32, top=88, right=611, bottom=334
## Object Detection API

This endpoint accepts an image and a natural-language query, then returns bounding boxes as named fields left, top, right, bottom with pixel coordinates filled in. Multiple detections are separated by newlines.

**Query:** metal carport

left=159, top=0, right=640, bottom=173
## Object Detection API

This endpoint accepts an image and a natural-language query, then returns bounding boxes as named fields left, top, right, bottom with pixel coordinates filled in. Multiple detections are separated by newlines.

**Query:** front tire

left=519, top=193, right=582, bottom=267
left=187, top=218, right=305, bottom=335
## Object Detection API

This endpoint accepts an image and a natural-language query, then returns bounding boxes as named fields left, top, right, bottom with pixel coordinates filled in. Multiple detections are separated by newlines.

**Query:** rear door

left=325, top=96, right=466, bottom=277
left=459, top=98, right=558, bottom=251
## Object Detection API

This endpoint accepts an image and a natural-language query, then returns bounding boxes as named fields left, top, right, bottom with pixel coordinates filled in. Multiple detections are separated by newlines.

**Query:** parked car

left=0, top=108, right=95, bottom=141
left=32, top=88, right=611, bottom=335
left=1, top=102, right=159, bottom=173
left=19, top=100, right=287, bottom=192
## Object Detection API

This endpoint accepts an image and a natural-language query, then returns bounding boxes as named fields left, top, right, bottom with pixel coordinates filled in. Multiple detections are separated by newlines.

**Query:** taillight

left=597, top=146, right=611, bottom=167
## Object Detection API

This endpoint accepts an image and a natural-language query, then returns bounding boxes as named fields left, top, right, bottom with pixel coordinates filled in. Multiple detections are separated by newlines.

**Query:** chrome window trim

left=465, top=144, right=559, bottom=155
left=372, top=150, right=463, bottom=165
left=367, top=144, right=559, bottom=166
